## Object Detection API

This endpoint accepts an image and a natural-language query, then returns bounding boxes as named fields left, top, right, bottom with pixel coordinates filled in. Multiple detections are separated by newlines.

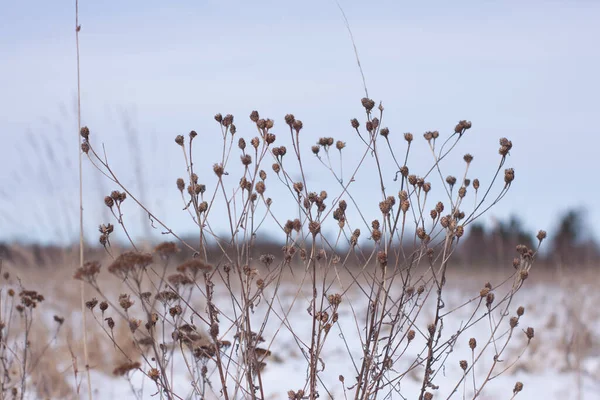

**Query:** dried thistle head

left=504, top=168, right=515, bottom=185
left=285, top=114, right=295, bottom=126
left=176, top=178, right=185, bottom=192
left=118, top=294, right=134, bottom=311
left=525, top=327, right=534, bottom=341
left=536, top=230, right=547, bottom=242
left=446, top=175, right=457, bottom=188
left=350, top=118, right=359, bottom=129
left=175, top=135, right=184, bottom=146
left=250, top=110, right=260, bottom=123
left=213, top=163, right=225, bottom=177
left=80, top=126, right=90, bottom=140
left=404, top=132, right=413, bottom=143
left=361, top=97, right=375, bottom=112
left=469, top=337, right=477, bottom=350
left=380, top=127, right=389, bottom=138
left=513, top=382, right=523, bottom=394
left=309, top=221, right=321, bottom=236
left=293, top=182, right=304, bottom=194
left=463, top=154, right=473, bottom=164
left=292, top=120, right=303, bottom=133
left=222, top=114, right=234, bottom=127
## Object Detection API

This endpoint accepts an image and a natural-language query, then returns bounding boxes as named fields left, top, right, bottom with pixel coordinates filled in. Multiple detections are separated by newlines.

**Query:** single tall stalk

left=75, top=1, right=93, bottom=398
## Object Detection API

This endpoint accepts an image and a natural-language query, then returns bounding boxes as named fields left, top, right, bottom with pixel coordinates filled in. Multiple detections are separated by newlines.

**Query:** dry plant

left=0, top=262, right=66, bottom=400
left=74, top=101, right=545, bottom=400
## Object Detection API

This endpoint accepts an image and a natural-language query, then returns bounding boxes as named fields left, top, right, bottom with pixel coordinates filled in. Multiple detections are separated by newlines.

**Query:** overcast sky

left=1, top=0, right=599, bottom=245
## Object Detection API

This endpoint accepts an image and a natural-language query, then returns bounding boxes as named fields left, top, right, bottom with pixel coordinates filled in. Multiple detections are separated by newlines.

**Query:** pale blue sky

left=1, top=0, right=599, bottom=244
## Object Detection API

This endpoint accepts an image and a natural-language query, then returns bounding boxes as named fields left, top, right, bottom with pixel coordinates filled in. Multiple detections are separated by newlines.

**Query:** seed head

left=238, top=138, right=246, bottom=150
left=265, top=133, right=276, bottom=144
left=285, top=114, right=295, bottom=126
left=222, top=114, right=234, bottom=127
left=80, top=126, right=90, bottom=139
left=104, top=196, right=114, bottom=208
left=175, top=135, right=184, bottom=146
left=401, top=200, right=410, bottom=213
left=312, top=145, right=320, bottom=155
left=513, top=382, right=523, bottom=394
left=504, top=168, right=515, bottom=185
left=435, top=202, right=444, bottom=213
left=214, top=113, right=223, bottom=123
left=377, top=251, right=387, bottom=267
left=424, top=392, right=433, bottom=400
left=486, top=292, right=495, bottom=307
left=361, top=97, right=375, bottom=112
left=251, top=137, right=260, bottom=149
left=292, top=120, right=303, bottom=133
left=510, top=316, right=519, bottom=328
left=446, top=176, right=457, bottom=188
left=336, top=140, right=346, bottom=150
left=525, top=327, right=534, bottom=341
left=81, top=142, right=90, bottom=153
left=380, top=127, right=389, bottom=137
left=427, top=323, right=436, bottom=336
left=293, top=182, right=304, bottom=194
left=309, top=221, right=321, bottom=236
left=458, top=187, right=466, bottom=198
left=407, top=329, right=416, bottom=342
left=441, top=216, right=450, bottom=228
left=404, top=132, right=413, bottom=143
left=517, top=306, right=525, bottom=316
left=272, top=163, right=280, bottom=173
left=350, top=118, right=360, bottom=129
left=255, top=181, right=266, bottom=195
left=250, top=110, right=259, bottom=122
left=463, top=154, right=473, bottom=163
left=213, top=163, right=225, bottom=177
left=241, top=154, right=252, bottom=166
left=459, top=360, right=468, bottom=371
left=371, top=118, right=379, bottom=129
left=371, top=229, right=382, bottom=242
left=469, top=338, right=477, bottom=350
left=536, top=230, right=547, bottom=242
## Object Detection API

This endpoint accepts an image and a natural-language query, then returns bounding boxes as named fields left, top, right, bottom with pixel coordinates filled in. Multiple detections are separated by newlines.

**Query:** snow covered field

left=85, top=273, right=600, bottom=399
left=3, top=261, right=599, bottom=400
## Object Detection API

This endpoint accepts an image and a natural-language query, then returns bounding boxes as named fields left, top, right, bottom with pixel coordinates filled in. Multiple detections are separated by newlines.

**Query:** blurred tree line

left=459, top=208, right=600, bottom=267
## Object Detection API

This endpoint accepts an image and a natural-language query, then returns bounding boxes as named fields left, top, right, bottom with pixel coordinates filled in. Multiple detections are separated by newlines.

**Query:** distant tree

left=550, top=208, right=599, bottom=265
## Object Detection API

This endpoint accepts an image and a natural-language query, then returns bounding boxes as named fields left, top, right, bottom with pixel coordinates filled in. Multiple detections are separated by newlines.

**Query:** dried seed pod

left=469, top=337, right=477, bottom=350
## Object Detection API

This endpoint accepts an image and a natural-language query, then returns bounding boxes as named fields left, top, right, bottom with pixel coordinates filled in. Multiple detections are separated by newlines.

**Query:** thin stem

left=75, top=1, right=93, bottom=399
